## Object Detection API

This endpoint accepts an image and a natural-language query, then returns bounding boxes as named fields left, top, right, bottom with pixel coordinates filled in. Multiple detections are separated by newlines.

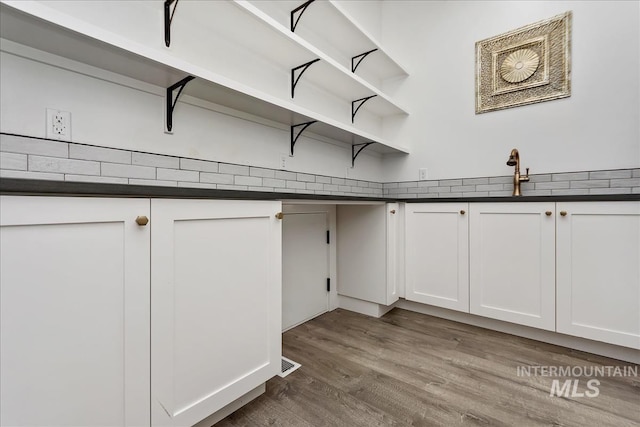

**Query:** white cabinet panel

left=151, top=199, right=281, bottom=427
left=282, top=211, right=329, bottom=330
left=0, top=196, right=150, bottom=427
left=405, top=203, right=469, bottom=312
left=557, top=202, right=640, bottom=349
left=337, top=203, right=398, bottom=306
left=469, top=203, right=555, bottom=331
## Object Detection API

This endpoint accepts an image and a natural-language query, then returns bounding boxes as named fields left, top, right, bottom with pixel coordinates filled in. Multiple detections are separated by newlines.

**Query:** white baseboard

left=396, top=300, right=640, bottom=364
left=338, top=295, right=397, bottom=318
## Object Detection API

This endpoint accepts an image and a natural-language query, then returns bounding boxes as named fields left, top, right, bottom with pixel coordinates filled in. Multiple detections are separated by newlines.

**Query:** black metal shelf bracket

left=352, top=142, right=375, bottom=167
left=291, top=58, right=320, bottom=98
left=351, top=95, right=377, bottom=123
left=164, top=0, right=179, bottom=47
left=166, top=75, right=195, bottom=132
left=290, top=121, right=318, bottom=156
left=352, top=49, right=378, bottom=73
left=291, top=0, right=316, bottom=32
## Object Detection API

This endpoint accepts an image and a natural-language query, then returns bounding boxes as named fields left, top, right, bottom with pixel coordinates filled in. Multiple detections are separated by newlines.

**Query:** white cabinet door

left=405, top=203, right=469, bottom=312
left=557, top=202, right=640, bottom=349
left=150, top=199, right=281, bottom=427
left=469, top=203, right=555, bottom=330
left=337, top=203, right=398, bottom=306
left=0, top=196, right=150, bottom=427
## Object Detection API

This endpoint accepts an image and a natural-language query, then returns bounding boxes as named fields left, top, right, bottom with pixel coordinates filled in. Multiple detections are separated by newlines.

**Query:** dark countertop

left=1, top=178, right=638, bottom=203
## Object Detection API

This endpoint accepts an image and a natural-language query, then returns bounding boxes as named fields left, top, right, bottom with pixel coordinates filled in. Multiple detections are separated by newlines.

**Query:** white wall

left=380, top=1, right=640, bottom=181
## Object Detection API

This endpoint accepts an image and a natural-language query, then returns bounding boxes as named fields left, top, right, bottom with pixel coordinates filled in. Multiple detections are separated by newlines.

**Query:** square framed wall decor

left=475, top=11, right=572, bottom=114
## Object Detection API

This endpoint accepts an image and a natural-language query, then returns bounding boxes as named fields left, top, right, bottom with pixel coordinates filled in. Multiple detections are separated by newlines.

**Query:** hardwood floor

left=216, top=308, right=640, bottom=427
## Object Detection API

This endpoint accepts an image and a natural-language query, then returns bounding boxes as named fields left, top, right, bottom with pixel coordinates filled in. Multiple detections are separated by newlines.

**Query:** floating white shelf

left=0, top=1, right=409, bottom=156
left=245, top=0, right=409, bottom=85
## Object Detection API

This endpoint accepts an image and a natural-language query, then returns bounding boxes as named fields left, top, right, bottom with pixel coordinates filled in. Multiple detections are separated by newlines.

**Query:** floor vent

left=278, top=356, right=301, bottom=378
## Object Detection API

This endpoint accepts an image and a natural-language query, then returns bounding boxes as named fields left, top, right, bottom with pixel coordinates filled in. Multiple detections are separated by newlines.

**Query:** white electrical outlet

left=46, top=109, right=71, bottom=141
left=419, top=168, right=429, bottom=181
left=280, top=154, right=288, bottom=170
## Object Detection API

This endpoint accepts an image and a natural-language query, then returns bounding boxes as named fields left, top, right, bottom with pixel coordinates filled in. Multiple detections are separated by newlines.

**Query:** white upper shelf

left=0, top=1, right=409, bottom=155
left=244, top=0, right=409, bottom=85
left=232, top=1, right=408, bottom=117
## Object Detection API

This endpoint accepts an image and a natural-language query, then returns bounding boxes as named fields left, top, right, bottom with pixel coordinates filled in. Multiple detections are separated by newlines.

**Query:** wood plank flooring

left=216, top=308, right=640, bottom=426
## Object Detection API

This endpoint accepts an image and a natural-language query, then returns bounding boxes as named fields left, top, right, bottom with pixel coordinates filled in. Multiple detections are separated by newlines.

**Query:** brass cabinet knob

left=545, top=211, right=552, bottom=216
left=560, top=211, right=567, bottom=217
left=135, top=216, right=149, bottom=226
left=390, top=209, right=396, bottom=214
left=275, top=212, right=284, bottom=220
left=460, top=210, right=466, bottom=215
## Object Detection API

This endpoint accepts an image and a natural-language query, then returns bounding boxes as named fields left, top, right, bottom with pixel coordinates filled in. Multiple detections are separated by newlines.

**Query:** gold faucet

left=506, top=148, right=529, bottom=196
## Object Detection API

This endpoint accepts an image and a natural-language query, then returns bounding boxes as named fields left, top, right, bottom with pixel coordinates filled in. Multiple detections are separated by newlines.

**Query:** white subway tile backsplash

left=235, top=175, right=262, bottom=186
left=1, top=169, right=64, bottom=181
left=132, top=152, right=178, bottom=169
left=551, top=188, right=590, bottom=196
left=200, top=172, right=234, bottom=185
left=476, top=184, right=504, bottom=192
left=611, top=178, right=640, bottom=188
left=1, top=134, right=68, bottom=158
left=591, top=187, right=631, bottom=194
left=590, top=170, right=632, bottom=179
left=263, top=178, right=286, bottom=188
left=463, top=177, right=489, bottom=185
left=439, top=179, right=463, bottom=187
left=249, top=167, right=275, bottom=179
left=275, top=170, right=296, bottom=180
left=157, top=168, right=199, bottom=182
left=216, top=184, right=248, bottom=191
left=488, top=176, right=512, bottom=184
left=306, top=182, right=323, bottom=191
left=535, top=181, right=570, bottom=190
left=219, top=163, right=249, bottom=176
left=552, top=172, right=589, bottom=181
left=286, top=180, right=305, bottom=190
left=0, top=152, right=27, bottom=170
left=428, top=186, right=451, bottom=193
left=180, top=158, right=219, bottom=173
left=70, top=144, right=131, bottom=164
left=571, top=179, right=609, bottom=189
left=102, top=163, right=155, bottom=179
left=297, top=173, right=316, bottom=183
left=65, top=174, right=127, bottom=184
left=489, top=190, right=513, bottom=197
left=178, top=182, right=217, bottom=189
left=1, top=135, right=638, bottom=199
left=129, top=178, right=177, bottom=187
left=30, top=156, right=100, bottom=175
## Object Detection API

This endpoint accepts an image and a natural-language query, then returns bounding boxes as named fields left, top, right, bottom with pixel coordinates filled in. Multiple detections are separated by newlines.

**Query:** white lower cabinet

left=151, top=199, right=282, bottom=426
left=469, top=203, right=556, bottom=331
left=337, top=203, right=399, bottom=306
left=0, top=196, right=282, bottom=427
left=405, top=203, right=469, bottom=312
left=0, top=196, right=151, bottom=427
left=556, top=202, right=640, bottom=349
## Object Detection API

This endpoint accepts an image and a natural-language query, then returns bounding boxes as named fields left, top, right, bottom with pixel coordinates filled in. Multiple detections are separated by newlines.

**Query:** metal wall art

left=475, top=11, right=572, bottom=113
